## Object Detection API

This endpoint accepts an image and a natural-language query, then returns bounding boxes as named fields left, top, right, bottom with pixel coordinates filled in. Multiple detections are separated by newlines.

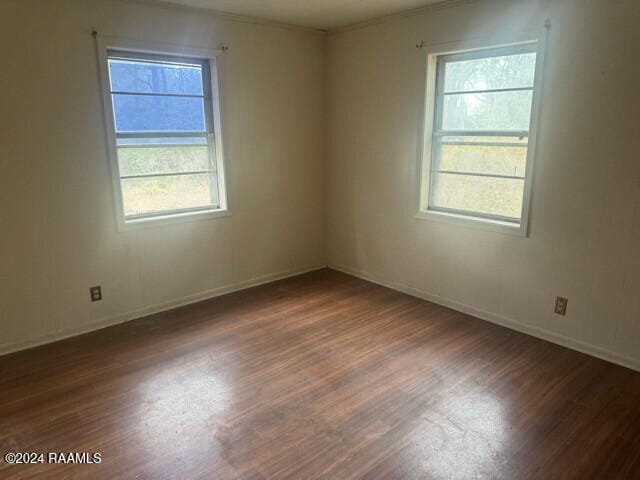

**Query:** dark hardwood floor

left=1, top=269, right=639, bottom=479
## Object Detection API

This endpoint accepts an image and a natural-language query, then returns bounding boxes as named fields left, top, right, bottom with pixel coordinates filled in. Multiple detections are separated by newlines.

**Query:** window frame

left=96, top=35, right=229, bottom=230
left=416, top=35, right=547, bottom=237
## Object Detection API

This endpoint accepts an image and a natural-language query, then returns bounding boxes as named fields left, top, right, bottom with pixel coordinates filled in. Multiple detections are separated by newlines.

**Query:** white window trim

left=96, top=35, right=230, bottom=231
left=415, top=31, right=548, bottom=237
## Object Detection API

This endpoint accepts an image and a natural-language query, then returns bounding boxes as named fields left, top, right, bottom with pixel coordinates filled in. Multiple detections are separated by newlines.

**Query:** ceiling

left=151, top=0, right=446, bottom=31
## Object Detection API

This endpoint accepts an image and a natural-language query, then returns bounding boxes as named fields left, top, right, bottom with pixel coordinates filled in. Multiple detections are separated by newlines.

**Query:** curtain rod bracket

left=416, top=40, right=425, bottom=49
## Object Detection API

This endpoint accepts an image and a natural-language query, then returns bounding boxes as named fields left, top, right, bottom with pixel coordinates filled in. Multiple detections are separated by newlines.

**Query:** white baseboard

left=329, top=263, right=640, bottom=373
left=0, top=264, right=326, bottom=357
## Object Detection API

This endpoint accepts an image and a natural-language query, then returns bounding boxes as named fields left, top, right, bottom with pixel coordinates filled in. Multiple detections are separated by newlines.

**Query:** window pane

left=112, top=94, right=206, bottom=132
left=108, top=58, right=204, bottom=95
left=444, top=52, right=536, bottom=93
left=435, top=140, right=528, bottom=177
left=121, top=173, right=218, bottom=217
left=117, top=146, right=211, bottom=176
left=430, top=172, right=524, bottom=219
left=442, top=90, right=533, bottom=131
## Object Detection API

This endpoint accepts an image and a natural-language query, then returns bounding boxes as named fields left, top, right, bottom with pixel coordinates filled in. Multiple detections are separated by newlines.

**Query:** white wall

left=326, top=0, right=640, bottom=369
left=0, top=0, right=326, bottom=353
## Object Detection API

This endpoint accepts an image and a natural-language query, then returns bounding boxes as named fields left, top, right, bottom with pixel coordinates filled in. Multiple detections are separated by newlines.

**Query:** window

left=99, top=43, right=227, bottom=228
left=419, top=42, right=543, bottom=234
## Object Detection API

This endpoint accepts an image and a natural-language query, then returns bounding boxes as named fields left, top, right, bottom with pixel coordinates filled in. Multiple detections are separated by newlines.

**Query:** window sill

left=414, top=209, right=527, bottom=237
left=118, top=208, right=231, bottom=231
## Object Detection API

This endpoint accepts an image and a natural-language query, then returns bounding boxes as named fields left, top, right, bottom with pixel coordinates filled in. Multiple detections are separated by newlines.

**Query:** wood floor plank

left=0, top=269, right=639, bottom=479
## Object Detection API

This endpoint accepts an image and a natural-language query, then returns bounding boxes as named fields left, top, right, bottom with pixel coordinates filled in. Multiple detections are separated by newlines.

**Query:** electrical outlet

left=554, top=296, right=568, bottom=316
left=90, top=286, right=102, bottom=302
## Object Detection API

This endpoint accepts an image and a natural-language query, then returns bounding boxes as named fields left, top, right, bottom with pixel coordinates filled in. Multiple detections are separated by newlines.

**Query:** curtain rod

left=91, top=28, right=229, bottom=52
left=416, top=18, right=551, bottom=49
